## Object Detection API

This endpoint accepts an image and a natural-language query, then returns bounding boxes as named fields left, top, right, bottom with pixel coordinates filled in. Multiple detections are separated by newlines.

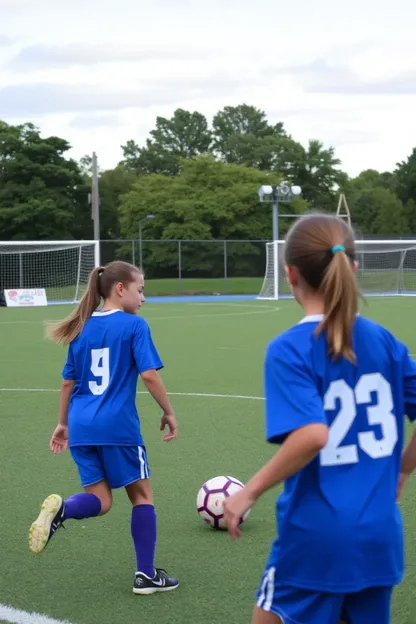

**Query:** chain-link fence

left=100, top=235, right=416, bottom=297
left=100, top=239, right=268, bottom=296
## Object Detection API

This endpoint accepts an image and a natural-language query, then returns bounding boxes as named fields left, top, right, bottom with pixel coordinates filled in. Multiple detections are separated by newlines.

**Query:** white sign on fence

left=4, top=288, right=48, bottom=307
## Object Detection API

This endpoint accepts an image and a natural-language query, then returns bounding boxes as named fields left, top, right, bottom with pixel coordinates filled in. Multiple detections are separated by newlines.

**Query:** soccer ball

left=196, top=475, right=251, bottom=530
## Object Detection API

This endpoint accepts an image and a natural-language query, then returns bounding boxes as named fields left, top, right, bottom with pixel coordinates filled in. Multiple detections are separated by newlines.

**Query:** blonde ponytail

left=46, top=266, right=103, bottom=344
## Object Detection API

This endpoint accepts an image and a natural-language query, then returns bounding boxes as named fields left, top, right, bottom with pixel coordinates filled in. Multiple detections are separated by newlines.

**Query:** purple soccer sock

left=63, top=493, right=102, bottom=520
left=131, top=504, right=157, bottom=577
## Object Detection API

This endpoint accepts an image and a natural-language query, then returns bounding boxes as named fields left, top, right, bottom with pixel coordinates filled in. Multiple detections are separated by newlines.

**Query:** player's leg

left=101, top=445, right=179, bottom=594
left=29, top=446, right=105, bottom=554
left=125, top=476, right=155, bottom=581
left=252, top=605, right=283, bottom=623
left=342, top=586, right=393, bottom=624
left=127, top=459, right=179, bottom=594
left=128, top=478, right=178, bottom=594
left=83, top=479, right=112, bottom=513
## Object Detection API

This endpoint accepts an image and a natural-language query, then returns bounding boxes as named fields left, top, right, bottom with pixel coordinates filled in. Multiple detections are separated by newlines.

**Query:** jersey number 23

left=320, top=373, right=398, bottom=466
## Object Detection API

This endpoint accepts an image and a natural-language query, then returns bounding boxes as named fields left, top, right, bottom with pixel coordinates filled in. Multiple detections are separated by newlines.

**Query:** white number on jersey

left=89, top=348, right=110, bottom=395
left=320, top=373, right=398, bottom=466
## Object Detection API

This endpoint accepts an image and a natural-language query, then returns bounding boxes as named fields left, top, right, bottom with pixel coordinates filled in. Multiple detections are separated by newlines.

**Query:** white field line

left=0, top=388, right=264, bottom=400
left=0, top=603, right=76, bottom=624
left=0, top=304, right=279, bottom=324
left=191, top=303, right=275, bottom=308
left=144, top=306, right=280, bottom=321
left=0, top=320, right=43, bottom=324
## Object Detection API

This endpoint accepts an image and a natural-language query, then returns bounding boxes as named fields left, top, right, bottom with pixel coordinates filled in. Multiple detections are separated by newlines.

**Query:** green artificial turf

left=1, top=297, right=416, bottom=624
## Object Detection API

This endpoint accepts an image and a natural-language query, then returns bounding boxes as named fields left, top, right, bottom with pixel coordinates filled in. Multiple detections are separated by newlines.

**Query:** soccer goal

left=0, top=240, right=100, bottom=304
left=258, top=240, right=416, bottom=299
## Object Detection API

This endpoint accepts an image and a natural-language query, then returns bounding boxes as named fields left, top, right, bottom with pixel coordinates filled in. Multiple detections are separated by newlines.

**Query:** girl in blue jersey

left=224, top=213, right=416, bottom=624
left=29, top=260, right=179, bottom=595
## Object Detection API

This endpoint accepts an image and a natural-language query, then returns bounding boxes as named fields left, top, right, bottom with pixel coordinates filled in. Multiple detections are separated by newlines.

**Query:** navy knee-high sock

left=63, top=493, right=102, bottom=520
left=131, top=504, right=157, bottom=577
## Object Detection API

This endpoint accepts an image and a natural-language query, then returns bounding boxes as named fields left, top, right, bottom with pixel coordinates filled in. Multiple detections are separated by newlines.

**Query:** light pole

left=258, top=183, right=302, bottom=242
left=138, top=214, right=156, bottom=269
left=258, top=183, right=302, bottom=300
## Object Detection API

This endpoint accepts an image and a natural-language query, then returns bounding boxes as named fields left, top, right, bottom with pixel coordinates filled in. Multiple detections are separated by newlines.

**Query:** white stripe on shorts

left=257, top=573, right=269, bottom=608
left=257, top=567, right=276, bottom=611
left=138, top=446, right=149, bottom=480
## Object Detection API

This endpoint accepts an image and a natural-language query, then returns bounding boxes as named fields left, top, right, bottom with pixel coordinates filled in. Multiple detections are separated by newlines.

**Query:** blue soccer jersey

left=62, top=309, right=163, bottom=447
left=264, top=313, right=416, bottom=593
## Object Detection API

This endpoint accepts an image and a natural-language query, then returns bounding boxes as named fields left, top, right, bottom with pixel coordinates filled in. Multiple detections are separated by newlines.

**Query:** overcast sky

left=1, top=0, right=415, bottom=176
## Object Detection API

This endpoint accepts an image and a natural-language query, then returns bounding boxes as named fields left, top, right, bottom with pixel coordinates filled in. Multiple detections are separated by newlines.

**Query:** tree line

left=1, top=105, right=415, bottom=252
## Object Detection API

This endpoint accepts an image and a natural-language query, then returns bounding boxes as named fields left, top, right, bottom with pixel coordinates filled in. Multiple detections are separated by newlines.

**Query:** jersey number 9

left=89, top=348, right=110, bottom=395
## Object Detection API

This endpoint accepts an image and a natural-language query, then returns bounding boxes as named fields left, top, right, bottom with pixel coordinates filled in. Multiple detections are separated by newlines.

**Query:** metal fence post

left=224, top=240, right=227, bottom=294
left=19, top=253, right=23, bottom=288
left=178, top=240, right=182, bottom=294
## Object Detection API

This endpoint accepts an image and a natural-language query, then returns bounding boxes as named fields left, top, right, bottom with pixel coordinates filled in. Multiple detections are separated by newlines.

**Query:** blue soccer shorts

left=256, top=566, right=393, bottom=624
left=70, top=445, right=151, bottom=489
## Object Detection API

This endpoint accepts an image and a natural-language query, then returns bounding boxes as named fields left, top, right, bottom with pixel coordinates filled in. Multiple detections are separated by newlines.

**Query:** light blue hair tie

left=331, top=245, right=345, bottom=255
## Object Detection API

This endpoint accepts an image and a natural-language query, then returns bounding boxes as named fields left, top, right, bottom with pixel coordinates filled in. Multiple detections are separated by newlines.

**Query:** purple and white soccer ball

left=196, top=475, right=251, bottom=530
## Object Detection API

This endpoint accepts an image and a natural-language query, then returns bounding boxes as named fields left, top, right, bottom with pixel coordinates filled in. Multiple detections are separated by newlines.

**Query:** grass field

left=45, top=277, right=264, bottom=302
left=1, top=297, right=416, bottom=624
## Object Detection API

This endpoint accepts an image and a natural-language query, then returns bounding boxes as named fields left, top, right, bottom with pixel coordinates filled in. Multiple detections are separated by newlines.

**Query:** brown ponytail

left=46, top=260, right=141, bottom=345
left=318, top=247, right=358, bottom=362
left=284, top=213, right=361, bottom=363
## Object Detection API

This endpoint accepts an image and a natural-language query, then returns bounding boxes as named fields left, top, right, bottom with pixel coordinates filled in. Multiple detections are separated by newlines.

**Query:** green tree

left=212, top=104, right=296, bottom=170
left=98, top=165, right=137, bottom=239
left=79, top=154, right=93, bottom=176
left=283, top=139, right=343, bottom=208
left=347, top=169, right=394, bottom=192
left=394, top=147, right=416, bottom=205
left=77, top=155, right=137, bottom=241
left=350, top=187, right=409, bottom=235
left=118, top=155, right=307, bottom=278
left=342, top=168, right=410, bottom=235
left=0, top=121, right=88, bottom=240
left=403, top=198, right=416, bottom=233
left=120, top=109, right=212, bottom=175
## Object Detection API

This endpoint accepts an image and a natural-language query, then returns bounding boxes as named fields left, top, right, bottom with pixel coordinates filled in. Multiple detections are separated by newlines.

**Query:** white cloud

left=0, top=68, right=265, bottom=116
left=0, top=83, right=192, bottom=115
left=313, top=75, right=416, bottom=95
left=9, top=42, right=218, bottom=70
left=271, top=59, right=416, bottom=95
left=0, top=0, right=415, bottom=177
left=69, top=113, right=124, bottom=129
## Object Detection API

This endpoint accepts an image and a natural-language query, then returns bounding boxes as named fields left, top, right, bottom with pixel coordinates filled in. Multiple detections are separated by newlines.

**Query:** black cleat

left=133, top=567, right=179, bottom=595
left=29, top=494, right=65, bottom=554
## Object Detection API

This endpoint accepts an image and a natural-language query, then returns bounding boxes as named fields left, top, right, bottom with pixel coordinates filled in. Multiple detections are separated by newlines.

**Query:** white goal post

left=0, top=240, right=100, bottom=305
left=258, top=239, right=416, bottom=299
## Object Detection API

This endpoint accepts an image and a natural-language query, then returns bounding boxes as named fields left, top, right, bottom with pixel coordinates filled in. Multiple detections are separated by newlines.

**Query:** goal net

left=258, top=240, right=416, bottom=299
left=0, top=241, right=99, bottom=304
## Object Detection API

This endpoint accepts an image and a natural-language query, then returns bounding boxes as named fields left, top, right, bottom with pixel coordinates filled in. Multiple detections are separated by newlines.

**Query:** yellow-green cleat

left=29, top=494, right=65, bottom=554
